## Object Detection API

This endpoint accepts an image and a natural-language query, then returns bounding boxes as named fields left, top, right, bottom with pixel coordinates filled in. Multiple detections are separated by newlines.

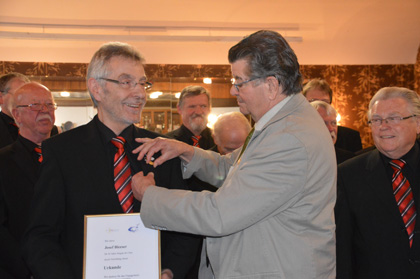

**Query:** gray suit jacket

left=141, top=93, right=337, bottom=279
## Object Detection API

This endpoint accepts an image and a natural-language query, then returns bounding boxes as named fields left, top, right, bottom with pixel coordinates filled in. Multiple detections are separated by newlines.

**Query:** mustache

left=37, top=114, right=53, bottom=122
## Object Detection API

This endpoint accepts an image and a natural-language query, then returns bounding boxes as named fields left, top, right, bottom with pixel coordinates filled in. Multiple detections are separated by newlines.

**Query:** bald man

left=0, top=82, right=56, bottom=278
left=212, top=111, right=251, bottom=155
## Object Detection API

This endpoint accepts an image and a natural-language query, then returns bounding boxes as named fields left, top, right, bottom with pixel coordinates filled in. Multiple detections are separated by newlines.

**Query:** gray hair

left=0, top=72, right=30, bottom=94
left=310, top=100, right=337, bottom=117
left=87, top=42, right=145, bottom=106
left=228, top=30, right=302, bottom=96
left=302, top=79, right=333, bottom=103
left=178, top=85, right=210, bottom=108
left=368, top=87, right=420, bottom=119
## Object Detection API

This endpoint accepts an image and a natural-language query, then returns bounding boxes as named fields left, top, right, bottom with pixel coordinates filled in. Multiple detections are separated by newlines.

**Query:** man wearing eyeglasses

left=23, top=42, right=197, bottom=279
left=0, top=73, right=30, bottom=149
left=0, top=82, right=55, bottom=278
left=336, top=87, right=420, bottom=278
left=302, top=78, right=363, bottom=153
left=130, top=30, right=336, bottom=279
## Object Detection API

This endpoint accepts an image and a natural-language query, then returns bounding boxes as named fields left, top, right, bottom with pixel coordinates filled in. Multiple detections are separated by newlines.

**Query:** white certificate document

left=83, top=213, right=160, bottom=279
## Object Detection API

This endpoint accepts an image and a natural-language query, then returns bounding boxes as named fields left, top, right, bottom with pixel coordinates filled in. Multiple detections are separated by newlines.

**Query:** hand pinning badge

left=144, top=155, right=155, bottom=166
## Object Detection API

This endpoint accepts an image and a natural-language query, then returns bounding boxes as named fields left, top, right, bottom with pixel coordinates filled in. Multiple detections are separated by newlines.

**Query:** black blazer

left=22, top=118, right=198, bottom=279
left=336, top=149, right=420, bottom=279
left=0, top=137, right=37, bottom=278
left=0, top=117, right=15, bottom=149
left=335, top=126, right=362, bottom=153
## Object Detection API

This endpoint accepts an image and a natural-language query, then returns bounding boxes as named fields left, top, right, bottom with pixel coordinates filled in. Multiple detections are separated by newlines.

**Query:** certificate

left=83, top=213, right=160, bottom=279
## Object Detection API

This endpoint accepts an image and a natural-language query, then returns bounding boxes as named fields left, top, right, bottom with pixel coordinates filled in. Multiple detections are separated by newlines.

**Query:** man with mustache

left=166, top=85, right=217, bottom=278
left=310, top=100, right=354, bottom=164
left=0, top=82, right=56, bottom=278
left=22, top=42, right=197, bottom=279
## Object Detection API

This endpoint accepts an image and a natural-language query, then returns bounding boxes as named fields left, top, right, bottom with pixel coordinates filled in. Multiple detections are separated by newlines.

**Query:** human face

left=1, top=78, right=27, bottom=116
left=370, top=97, right=420, bottom=159
left=91, top=56, right=147, bottom=135
left=305, top=89, right=331, bottom=104
left=178, top=94, right=210, bottom=135
left=230, top=59, right=269, bottom=122
left=13, top=84, right=55, bottom=144
left=215, top=126, right=248, bottom=155
left=317, top=107, right=338, bottom=144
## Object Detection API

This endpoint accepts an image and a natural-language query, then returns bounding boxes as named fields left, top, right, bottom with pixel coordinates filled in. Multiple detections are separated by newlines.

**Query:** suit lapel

left=365, top=150, right=405, bottom=225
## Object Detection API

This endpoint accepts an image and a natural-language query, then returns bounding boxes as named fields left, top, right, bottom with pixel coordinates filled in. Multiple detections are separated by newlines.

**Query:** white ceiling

left=1, top=0, right=419, bottom=65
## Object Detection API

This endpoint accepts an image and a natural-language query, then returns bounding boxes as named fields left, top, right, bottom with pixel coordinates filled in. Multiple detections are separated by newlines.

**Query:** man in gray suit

left=131, top=30, right=336, bottom=279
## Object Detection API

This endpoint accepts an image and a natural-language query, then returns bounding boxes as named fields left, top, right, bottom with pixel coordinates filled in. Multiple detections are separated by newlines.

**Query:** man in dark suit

left=0, top=82, right=56, bottom=278
left=336, top=87, right=420, bottom=278
left=166, top=85, right=214, bottom=151
left=165, top=85, right=216, bottom=279
left=310, top=100, right=355, bottom=164
left=0, top=73, right=30, bottom=149
left=22, top=42, right=197, bottom=279
left=303, top=78, right=363, bottom=152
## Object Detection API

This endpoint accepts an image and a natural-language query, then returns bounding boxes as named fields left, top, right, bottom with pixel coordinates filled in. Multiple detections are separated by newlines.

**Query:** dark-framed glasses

left=16, top=103, right=57, bottom=111
left=231, top=77, right=262, bottom=92
left=308, top=98, right=331, bottom=104
left=100, top=78, right=152, bottom=90
left=368, top=115, right=417, bottom=126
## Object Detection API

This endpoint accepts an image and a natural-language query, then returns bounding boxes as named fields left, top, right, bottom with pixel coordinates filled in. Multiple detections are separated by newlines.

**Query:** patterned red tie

left=390, top=159, right=417, bottom=247
left=111, top=137, right=134, bottom=213
left=191, top=135, right=201, bottom=147
left=34, top=146, right=43, bottom=163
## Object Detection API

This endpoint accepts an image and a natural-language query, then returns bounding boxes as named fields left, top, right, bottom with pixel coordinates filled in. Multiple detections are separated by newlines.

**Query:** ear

left=415, top=116, right=420, bottom=134
left=177, top=104, right=182, bottom=114
left=87, top=78, right=103, bottom=103
left=0, top=94, right=3, bottom=105
left=265, top=76, right=280, bottom=100
left=11, top=108, right=20, bottom=125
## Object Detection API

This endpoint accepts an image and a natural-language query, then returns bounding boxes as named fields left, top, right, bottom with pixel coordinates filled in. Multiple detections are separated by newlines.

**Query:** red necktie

left=191, top=135, right=201, bottom=147
left=34, top=146, right=43, bottom=163
left=111, top=137, right=134, bottom=213
left=390, top=159, right=417, bottom=247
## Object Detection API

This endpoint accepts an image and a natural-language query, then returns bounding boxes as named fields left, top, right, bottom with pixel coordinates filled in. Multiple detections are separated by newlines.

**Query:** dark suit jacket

left=336, top=149, right=420, bottom=279
left=335, top=146, right=355, bottom=165
left=0, top=137, right=37, bottom=278
left=335, top=126, right=362, bottom=153
left=0, top=113, right=17, bottom=149
left=22, top=117, right=198, bottom=279
left=166, top=125, right=217, bottom=193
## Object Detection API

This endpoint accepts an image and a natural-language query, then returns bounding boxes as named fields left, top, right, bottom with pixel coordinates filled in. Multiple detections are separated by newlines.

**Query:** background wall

left=2, top=59, right=419, bottom=148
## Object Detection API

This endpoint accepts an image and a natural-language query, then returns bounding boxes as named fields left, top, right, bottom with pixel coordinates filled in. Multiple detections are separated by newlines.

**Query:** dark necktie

left=191, top=135, right=202, bottom=147
left=237, top=127, right=255, bottom=162
left=34, top=146, right=43, bottom=163
left=111, top=137, right=134, bottom=213
left=390, top=159, right=417, bottom=247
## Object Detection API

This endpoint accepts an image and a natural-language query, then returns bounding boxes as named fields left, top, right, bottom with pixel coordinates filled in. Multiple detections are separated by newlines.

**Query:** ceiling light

left=203, top=78, right=212, bottom=84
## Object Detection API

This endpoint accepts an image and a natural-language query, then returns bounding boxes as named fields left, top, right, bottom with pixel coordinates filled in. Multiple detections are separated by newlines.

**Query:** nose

left=230, top=85, right=238, bottom=96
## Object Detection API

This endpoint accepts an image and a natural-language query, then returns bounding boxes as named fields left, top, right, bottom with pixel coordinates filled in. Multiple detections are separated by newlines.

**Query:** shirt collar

left=255, top=95, right=292, bottom=131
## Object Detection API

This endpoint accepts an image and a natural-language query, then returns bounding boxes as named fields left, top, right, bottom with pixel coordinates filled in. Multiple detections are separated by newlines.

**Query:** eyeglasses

left=100, top=78, right=152, bottom=90
left=16, top=103, right=57, bottom=111
left=308, top=98, right=331, bottom=104
left=231, top=77, right=262, bottom=92
left=368, top=115, right=417, bottom=126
